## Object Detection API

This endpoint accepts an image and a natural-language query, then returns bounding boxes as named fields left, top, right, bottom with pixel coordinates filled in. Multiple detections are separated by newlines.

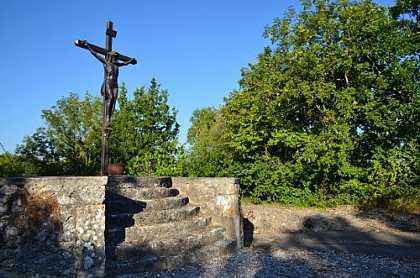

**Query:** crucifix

left=75, top=21, right=137, bottom=175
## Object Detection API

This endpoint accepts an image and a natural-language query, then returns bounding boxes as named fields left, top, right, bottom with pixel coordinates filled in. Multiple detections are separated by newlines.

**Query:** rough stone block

left=172, top=177, right=243, bottom=249
left=0, top=177, right=107, bottom=278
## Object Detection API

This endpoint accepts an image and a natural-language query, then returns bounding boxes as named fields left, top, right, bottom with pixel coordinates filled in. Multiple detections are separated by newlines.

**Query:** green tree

left=110, top=79, right=183, bottom=176
left=390, top=0, right=419, bottom=59
left=186, top=107, right=232, bottom=176
left=390, top=0, right=419, bottom=28
left=0, top=153, right=22, bottom=177
left=16, top=93, right=102, bottom=175
left=219, top=0, right=419, bottom=207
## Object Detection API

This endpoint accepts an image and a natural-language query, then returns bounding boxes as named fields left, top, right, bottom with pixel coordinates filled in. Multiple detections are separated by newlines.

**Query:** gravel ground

left=135, top=247, right=420, bottom=278
left=135, top=206, right=420, bottom=278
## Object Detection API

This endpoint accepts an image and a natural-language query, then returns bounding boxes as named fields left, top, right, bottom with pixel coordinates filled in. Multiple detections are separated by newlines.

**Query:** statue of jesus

left=81, top=40, right=135, bottom=129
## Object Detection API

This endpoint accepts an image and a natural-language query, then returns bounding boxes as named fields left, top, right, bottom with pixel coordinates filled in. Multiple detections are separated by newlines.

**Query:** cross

left=75, top=21, right=137, bottom=175
left=75, top=22, right=136, bottom=64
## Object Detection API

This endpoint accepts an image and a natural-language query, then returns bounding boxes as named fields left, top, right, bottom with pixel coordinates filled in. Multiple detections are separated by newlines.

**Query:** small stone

left=62, top=252, right=72, bottom=260
left=83, top=256, right=94, bottom=270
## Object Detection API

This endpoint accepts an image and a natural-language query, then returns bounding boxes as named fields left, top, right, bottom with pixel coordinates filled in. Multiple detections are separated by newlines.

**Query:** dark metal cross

left=75, top=21, right=137, bottom=175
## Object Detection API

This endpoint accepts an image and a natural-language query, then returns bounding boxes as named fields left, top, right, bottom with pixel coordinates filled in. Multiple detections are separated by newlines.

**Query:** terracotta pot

left=107, top=163, right=125, bottom=175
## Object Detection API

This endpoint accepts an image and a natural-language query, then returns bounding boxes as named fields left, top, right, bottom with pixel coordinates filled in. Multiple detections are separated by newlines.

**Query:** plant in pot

left=108, top=164, right=125, bottom=175
left=107, top=148, right=126, bottom=175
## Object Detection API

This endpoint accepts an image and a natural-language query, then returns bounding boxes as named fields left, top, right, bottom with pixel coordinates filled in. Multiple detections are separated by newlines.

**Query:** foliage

left=110, top=79, right=184, bottom=176
left=390, top=0, right=419, bottom=28
left=10, top=79, right=183, bottom=177
left=0, top=153, right=24, bottom=177
left=185, top=107, right=233, bottom=176
left=4, top=0, right=419, bottom=211
left=187, top=0, right=420, bottom=209
left=16, top=93, right=102, bottom=175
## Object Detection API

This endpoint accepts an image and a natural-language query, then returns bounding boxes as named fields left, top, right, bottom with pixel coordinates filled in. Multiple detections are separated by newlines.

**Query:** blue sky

left=1, top=0, right=395, bottom=153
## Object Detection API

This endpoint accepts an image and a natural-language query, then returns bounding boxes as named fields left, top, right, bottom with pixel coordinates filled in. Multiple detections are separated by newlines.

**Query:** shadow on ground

left=356, top=209, right=420, bottom=232
left=246, top=214, right=420, bottom=259
left=203, top=214, right=420, bottom=277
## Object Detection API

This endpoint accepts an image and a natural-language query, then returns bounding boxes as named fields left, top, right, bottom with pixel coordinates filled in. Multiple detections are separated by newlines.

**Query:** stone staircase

left=105, top=176, right=237, bottom=276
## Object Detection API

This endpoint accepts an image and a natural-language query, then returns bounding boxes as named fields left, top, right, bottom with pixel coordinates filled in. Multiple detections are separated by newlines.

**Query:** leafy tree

left=15, top=80, right=183, bottom=177
left=16, top=93, right=102, bottom=175
left=217, top=0, right=419, bottom=207
left=390, top=0, right=419, bottom=59
left=0, top=153, right=22, bottom=177
left=186, top=107, right=232, bottom=176
left=110, top=79, right=183, bottom=176
left=390, top=0, right=419, bottom=27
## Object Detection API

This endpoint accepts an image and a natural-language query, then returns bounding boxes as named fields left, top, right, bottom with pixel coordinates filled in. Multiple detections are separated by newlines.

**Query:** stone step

left=142, top=196, right=189, bottom=211
left=106, top=196, right=189, bottom=214
left=106, top=216, right=212, bottom=245
left=107, top=226, right=226, bottom=261
left=107, top=176, right=172, bottom=189
left=105, top=199, right=146, bottom=215
left=107, top=187, right=179, bottom=201
left=106, top=205, right=200, bottom=228
left=105, top=239, right=237, bottom=276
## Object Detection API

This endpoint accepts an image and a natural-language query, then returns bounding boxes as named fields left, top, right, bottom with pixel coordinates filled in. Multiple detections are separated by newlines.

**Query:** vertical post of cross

left=101, top=21, right=117, bottom=175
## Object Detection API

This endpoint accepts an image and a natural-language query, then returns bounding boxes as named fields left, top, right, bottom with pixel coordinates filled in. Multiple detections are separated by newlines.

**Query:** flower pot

left=107, top=163, right=125, bottom=175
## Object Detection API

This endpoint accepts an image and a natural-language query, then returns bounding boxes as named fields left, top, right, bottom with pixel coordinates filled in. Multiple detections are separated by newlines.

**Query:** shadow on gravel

left=356, top=209, right=420, bottom=232
left=224, top=215, right=420, bottom=278
left=217, top=248, right=314, bottom=278
left=250, top=215, right=420, bottom=260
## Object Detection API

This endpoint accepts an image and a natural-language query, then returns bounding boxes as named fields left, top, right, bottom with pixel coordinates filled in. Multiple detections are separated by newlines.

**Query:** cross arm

left=74, top=40, right=137, bottom=64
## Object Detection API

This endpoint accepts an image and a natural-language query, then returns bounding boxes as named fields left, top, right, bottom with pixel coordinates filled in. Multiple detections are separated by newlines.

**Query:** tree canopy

left=10, top=79, right=182, bottom=177
left=188, top=0, right=420, bottom=208
left=185, top=107, right=232, bottom=177
left=3, top=0, right=419, bottom=210
left=110, top=79, right=183, bottom=176
left=16, top=93, right=102, bottom=175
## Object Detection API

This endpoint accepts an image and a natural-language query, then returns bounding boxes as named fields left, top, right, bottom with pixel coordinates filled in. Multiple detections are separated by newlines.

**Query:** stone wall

left=0, top=176, right=107, bottom=278
left=172, top=177, right=243, bottom=249
left=0, top=176, right=243, bottom=277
